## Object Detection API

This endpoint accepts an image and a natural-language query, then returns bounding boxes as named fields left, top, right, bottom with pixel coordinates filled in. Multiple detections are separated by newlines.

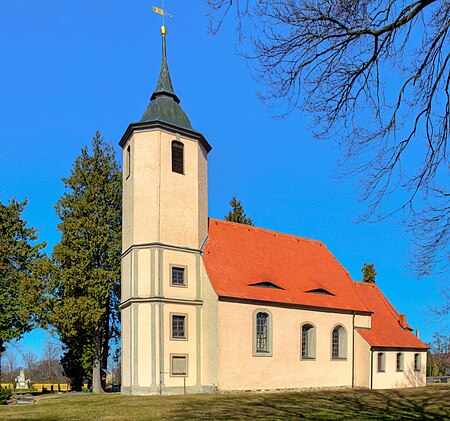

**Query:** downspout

left=352, top=312, right=355, bottom=388
left=370, top=349, right=374, bottom=389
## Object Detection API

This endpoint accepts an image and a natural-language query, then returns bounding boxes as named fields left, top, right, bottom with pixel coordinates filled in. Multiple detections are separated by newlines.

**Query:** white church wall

left=121, top=306, right=131, bottom=389
left=217, top=301, right=354, bottom=391
left=137, top=248, right=151, bottom=297
left=371, top=350, right=427, bottom=389
left=161, top=249, right=198, bottom=300
left=355, top=314, right=371, bottom=329
left=137, top=304, right=152, bottom=387
left=354, top=330, right=371, bottom=388
left=163, top=302, right=199, bottom=388
left=200, top=262, right=219, bottom=389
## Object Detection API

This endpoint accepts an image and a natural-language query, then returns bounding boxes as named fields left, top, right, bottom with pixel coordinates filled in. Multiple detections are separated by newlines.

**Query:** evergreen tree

left=225, top=197, right=253, bottom=225
left=361, top=263, right=377, bottom=284
left=46, top=132, right=121, bottom=392
left=0, top=199, right=45, bottom=370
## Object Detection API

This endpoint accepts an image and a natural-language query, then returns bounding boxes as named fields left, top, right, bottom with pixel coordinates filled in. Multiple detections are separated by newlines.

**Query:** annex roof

left=354, top=282, right=428, bottom=350
left=202, top=219, right=370, bottom=313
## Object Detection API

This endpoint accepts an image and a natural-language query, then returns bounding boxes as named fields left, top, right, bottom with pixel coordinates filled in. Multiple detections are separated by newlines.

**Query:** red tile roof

left=354, top=282, right=428, bottom=349
left=202, top=219, right=369, bottom=313
left=202, top=219, right=428, bottom=350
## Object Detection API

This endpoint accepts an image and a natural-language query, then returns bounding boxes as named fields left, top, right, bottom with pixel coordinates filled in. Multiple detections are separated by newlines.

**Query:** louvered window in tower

left=172, top=140, right=184, bottom=174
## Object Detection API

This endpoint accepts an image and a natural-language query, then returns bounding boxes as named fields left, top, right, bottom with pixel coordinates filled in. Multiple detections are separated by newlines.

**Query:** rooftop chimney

left=399, top=314, right=407, bottom=329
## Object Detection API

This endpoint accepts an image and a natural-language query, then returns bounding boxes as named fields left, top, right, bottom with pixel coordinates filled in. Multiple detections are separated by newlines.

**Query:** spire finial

left=161, top=25, right=167, bottom=59
left=141, top=3, right=193, bottom=129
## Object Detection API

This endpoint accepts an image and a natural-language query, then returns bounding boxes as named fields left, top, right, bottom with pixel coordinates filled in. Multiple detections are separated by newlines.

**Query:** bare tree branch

left=208, top=0, right=450, bottom=277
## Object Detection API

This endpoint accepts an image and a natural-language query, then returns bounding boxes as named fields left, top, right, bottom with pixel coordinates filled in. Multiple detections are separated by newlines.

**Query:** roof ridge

left=208, top=218, right=323, bottom=245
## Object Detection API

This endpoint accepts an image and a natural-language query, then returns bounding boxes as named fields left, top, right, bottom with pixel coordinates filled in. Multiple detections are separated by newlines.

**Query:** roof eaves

left=119, top=120, right=212, bottom=152
left=219, top=295, right=373, bottom=315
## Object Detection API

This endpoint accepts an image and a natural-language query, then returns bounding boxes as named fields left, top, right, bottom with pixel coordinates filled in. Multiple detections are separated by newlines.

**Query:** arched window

left=172, top=140, right=184, bottom=174
left=414, top=353, right=421, bottom=371
left=253, top=310, right=272, bottom=356
left=301, top=323, right=316, bottom=359
left=256, top=312, right=268, bottom=352
left=331, top=325, right=347, bottom=359
left=377, top=352, right=386, bottom=372
left=396, top=353, right=404, bottom=372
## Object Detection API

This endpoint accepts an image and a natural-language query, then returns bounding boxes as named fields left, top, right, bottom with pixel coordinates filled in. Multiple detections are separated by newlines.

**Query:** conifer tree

left=361, top=263, right=377, bottom=284
left=225, top=197, right=253, bottom=225
left=46, top=132, right=121, bottom=392
left=0, top=199, right=45, bottom=377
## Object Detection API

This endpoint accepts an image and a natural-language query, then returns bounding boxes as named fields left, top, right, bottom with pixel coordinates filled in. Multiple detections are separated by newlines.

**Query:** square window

left=171, top=266, right=186, bottom=287
left=171, top=314, right=187, bottom=340
left=171, top=355, right=187, bottom=376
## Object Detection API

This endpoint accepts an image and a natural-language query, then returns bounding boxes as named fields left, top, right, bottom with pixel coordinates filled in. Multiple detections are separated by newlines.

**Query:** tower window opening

left=172, top=140, right=184, bottom=174
left=125, top=145, right=131, bottom=179
left=171, top=354, right=188, bottom=377
left=171, top=266, right=186, bottom=287
left=171, top=314, right=187, bottom=339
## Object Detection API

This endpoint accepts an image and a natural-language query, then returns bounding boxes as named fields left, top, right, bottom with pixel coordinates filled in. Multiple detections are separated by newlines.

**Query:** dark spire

left=140, top=26, right=192, bottom=130
left=152, top=30, right=177, bottom=101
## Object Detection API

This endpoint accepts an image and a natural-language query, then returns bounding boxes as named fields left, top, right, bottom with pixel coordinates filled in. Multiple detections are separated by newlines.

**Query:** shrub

left=0, top=387, right=12, bottom=405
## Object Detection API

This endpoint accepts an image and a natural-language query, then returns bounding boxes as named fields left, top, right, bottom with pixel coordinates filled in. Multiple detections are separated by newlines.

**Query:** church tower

left=119, top=26, right=214, bottom=394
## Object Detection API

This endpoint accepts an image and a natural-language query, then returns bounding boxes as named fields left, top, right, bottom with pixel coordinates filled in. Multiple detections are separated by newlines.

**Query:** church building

left=119, top=26, right=428, bottom=395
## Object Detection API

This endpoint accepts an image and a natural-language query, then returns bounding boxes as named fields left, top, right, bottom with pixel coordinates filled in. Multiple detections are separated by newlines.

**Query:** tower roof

left=140, top=26, right=193, bottom=130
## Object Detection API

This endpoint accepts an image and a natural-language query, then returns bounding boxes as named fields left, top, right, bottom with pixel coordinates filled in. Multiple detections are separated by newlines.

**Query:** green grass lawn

left=1, top=385, right=449, bottom=420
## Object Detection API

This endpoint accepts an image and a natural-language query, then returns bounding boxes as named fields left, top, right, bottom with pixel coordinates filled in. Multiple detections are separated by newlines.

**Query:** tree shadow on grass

left=167, top=386, right=450, bottom=420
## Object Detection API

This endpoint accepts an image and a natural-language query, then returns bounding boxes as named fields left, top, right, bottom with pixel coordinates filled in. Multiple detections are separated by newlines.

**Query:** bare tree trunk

left=92, top=356, right=104, bottom=393
left=101, top=310, right=110, bottom=391
left=92, top=327, right=105, bottom=393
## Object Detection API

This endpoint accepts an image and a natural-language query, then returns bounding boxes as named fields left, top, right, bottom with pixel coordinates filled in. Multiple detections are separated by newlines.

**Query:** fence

left=426, top=376, right=450, bottom=383
left=0, top=382, right=71, bottom=392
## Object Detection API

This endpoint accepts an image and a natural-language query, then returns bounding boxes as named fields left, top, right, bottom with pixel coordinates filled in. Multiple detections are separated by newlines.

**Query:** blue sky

left=1, top=1, right=446, bottom=362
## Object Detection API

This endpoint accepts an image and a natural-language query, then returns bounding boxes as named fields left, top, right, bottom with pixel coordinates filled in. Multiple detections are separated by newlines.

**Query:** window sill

left=301, top=357, right=316, bottom=361
left=331, top=357, right=347, bottom=361
left=377, top=370, right=386, bottom=373
left=170, top=337, right=187, bottom=341
left=253, top=352, right=272, bottom=357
